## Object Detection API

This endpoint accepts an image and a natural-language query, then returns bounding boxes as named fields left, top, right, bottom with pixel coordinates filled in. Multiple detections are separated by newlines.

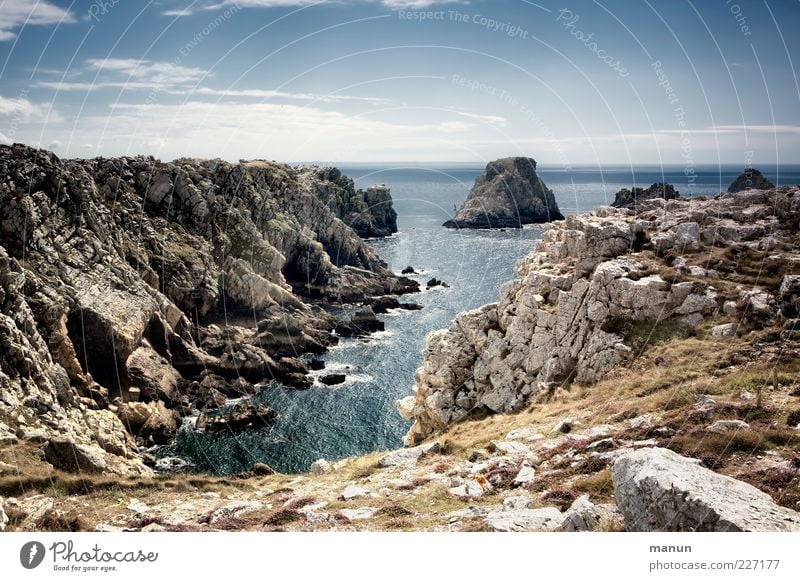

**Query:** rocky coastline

left=400, top=186, right=799, bottom=444
left=0, top=143, right=417, bottom=475
left=1, top=150, right=798, bottom=533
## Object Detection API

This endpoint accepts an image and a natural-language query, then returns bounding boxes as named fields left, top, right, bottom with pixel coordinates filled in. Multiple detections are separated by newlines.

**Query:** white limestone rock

left=612, top=447, right=800, bottom=531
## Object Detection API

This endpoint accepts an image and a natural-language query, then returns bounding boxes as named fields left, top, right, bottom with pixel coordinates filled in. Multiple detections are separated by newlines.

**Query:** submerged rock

left=443, top=157, right=563, bottom=229
left=612, top=447, right=800, bottom=531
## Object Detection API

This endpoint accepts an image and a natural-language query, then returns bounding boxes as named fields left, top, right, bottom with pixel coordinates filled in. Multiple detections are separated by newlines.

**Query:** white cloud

left=85, top=58, right=209, bottom=84
left=216, top=0, right=463, bottom=10
left=51, top=100, right=478, bottom=160
left=163, top=8, right=195, bottom=17
left=0, top=0, right=75, bottom=41
left=0, top=132, right=11, bottom=145
left=656, top=125, right=800, bottom=135
left=454, top=111, right=507, bottom=128
left=36, top=80, right=184, bottom=91
left=0, top=95, right=48, bottom=118
left=165, top=86, right=390, bottom=103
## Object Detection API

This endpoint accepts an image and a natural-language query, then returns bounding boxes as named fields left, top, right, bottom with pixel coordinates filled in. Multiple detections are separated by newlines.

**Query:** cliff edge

left=0, top=144, right=415, bottom=476
left=402, top=187, right=799, bottom=444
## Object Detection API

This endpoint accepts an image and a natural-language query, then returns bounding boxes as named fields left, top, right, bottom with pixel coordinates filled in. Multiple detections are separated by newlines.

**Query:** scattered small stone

left=468, top=450, right=489, bottom=462
left=154, top=457, right=194, bottom=473
left=711, top=323, right=737, bottom=338
left=126, top=499, right=149, bottom=514
left=250, top=463, right=275, bottom=476
left=340, top=485, right=370, bottom=501
left=379, top=441, right=440, bottom=468
left=340, top=507, right=378, bottom=520
left=553, top=420, right=572, bottom=434
left=503, top=496, right=532, bottom=510
left=708, top=419, right=750, bottom=433
left=309, top=459, right=332, bottom=475
left=488, top=441, right=530, bottom=455
left=561, top=495, right=623, bottom=532
left=513, top=463, right=536, bottom=486
left=449, top=478, right=486, bottom=498
left=505, top=426, right=546, bottom=442
left=587, top=438, right=616, bottom=451
left=484, top=507, right=564, bottom=532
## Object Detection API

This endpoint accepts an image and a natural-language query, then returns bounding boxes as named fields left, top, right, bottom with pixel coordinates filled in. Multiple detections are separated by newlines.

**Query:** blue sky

left=0, top=0, right=798, bottom=164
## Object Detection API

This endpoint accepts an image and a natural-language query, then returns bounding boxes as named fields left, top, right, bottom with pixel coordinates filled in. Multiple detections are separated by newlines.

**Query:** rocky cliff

left=443, top=157, right=563, bottom=229
left=611, top=182, right=680, bottom=209
left=0, top=143, right=415, bottom=475
left=310, top=170, right=397, bottom=238
left=401, top=187, right=800, bottom=444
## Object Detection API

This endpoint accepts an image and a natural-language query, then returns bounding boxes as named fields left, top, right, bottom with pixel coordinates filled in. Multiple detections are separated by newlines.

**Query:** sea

left=162, top=164, right=800, bottom=474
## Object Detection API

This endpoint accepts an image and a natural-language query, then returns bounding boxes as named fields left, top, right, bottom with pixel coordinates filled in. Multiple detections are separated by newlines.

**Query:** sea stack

left=727, top=168, right=774, bottom=193
left=611, top=182, right=680, bottom=209
left=443, top=157, right=563, bottom=229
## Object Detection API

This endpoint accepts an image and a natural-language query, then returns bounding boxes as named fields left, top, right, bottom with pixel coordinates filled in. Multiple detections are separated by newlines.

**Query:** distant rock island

left=611, top=182, right=680, bottom=209
left=727, top=168, right=775, bottom=193
left=443, top=157, right=563, bottom=229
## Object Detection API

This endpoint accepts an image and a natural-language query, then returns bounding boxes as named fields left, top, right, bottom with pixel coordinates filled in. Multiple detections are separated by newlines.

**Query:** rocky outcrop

left=399, top=188, right=800, bottom=444
left=612, top=447, right=800, bottom=531
left=0, top=143, right=417, bottom=474
left=443, top=157, right=563, bottom=229
left=727, top=168, right=774, bottom=193
left=311, top=169, right=397, bottom=238
left=611, top=182, right=679, bottom=209
left=195, top=400, right=277, bottom=432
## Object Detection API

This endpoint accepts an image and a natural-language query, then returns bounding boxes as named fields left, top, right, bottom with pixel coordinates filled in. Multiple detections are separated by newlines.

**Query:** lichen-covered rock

left=443, top=157, right=563, bottom=229
left=612, top=447, right=800, bottom=531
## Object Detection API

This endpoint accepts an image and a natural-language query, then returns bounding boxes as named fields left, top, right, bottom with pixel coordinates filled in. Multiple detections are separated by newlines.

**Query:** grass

left=571, top=469, right=613, bottom=499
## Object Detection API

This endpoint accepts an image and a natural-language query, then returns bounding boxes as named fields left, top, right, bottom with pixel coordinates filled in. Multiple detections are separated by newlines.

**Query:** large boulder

left=443, top=157, right=563, bottom=229
left=43, top=440, right=108, bottom=474
left=612, top=447, right=800, bottom=531
left=727, top=168, right=774, bottom=193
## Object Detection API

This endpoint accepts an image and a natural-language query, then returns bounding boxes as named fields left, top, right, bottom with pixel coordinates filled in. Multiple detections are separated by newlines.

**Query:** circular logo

left=20, top=541, right=46, bottom=569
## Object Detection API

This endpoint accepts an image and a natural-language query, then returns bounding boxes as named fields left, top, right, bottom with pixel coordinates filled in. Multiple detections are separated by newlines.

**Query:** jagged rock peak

left=727, top=168, right=775, bottom=193
left=611, top=182, right=679, bottom=209
left=443, top=157, right=563, bottom=229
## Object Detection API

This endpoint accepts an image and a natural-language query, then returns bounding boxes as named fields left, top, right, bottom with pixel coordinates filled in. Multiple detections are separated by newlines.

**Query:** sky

left=0, top=0, right=798, bottom=165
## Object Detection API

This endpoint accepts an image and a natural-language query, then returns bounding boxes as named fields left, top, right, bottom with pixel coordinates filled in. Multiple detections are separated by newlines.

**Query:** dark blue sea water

left=166, top=165, right=800, bottom=474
